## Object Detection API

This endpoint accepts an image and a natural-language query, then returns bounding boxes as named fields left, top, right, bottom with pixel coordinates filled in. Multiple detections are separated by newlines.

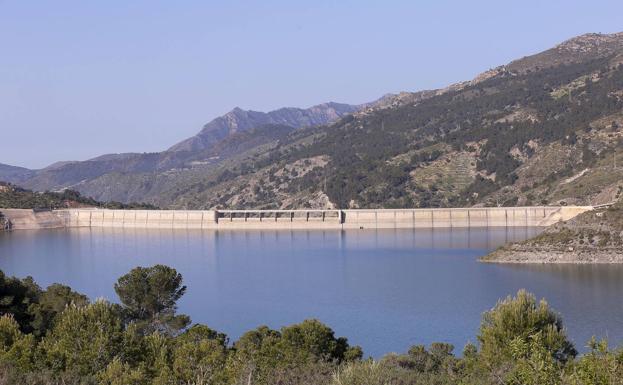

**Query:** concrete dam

left=0, top=206, right=593, bottom=231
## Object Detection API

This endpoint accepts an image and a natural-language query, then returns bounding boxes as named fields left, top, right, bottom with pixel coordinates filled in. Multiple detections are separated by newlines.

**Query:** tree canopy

left=114, top=264, right=190, bottom=335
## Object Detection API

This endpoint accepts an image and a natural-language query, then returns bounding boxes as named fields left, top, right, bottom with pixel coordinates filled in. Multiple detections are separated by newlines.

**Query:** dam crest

left=0, top=206, right=593, bottom=231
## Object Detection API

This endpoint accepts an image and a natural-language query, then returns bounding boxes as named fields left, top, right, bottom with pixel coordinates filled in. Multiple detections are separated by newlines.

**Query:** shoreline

left=481, top=248, right=623, bottom=264
left=478, top=243, right=623, bottom=265
left=482, top=202, right=622, bottom=264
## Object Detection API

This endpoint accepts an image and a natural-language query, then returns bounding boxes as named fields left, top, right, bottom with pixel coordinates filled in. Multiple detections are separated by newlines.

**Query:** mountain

left=2, top=32, right=623, bottom=209
left=168, top=102, right=361, bottom=152
left=0, top=102, right=361, bottom=199
left=0, top=163, right=35, bottom=184
left=156, top=32, right=623, bottom=210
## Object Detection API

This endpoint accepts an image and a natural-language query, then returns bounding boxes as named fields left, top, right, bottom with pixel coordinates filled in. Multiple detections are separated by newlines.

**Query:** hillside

left=2, top=32, right=623, bottom=210
left=483, top=198, right=623, bottom=263
left=0, top=182, right=157, bottom=210
left=0, top=163, right=35, bottom=184
left=158, top=32, right=623, bottom=210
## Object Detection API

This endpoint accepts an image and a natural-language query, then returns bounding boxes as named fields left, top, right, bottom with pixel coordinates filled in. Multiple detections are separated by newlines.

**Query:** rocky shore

left=482, top=245, right=623, bottom=264
left=482, top=200, right=623, bottom=264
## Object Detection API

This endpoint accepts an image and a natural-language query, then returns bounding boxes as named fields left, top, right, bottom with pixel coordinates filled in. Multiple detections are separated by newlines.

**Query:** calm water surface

left=1, top=227, right=622, bottom=357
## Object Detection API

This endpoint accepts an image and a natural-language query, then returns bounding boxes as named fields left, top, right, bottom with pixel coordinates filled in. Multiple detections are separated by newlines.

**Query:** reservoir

left=1, top=227, right=622, bottom=357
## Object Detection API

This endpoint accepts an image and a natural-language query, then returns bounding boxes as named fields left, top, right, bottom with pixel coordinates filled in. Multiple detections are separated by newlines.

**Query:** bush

left=478, top=290, right=576, bottom=368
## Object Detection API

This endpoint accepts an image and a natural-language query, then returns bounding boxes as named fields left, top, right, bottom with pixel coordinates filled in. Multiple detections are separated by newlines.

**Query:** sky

left=1, top=0, right=622, bottom=169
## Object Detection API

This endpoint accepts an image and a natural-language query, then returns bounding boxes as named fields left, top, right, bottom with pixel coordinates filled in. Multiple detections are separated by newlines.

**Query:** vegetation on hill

left=0, top=182, right=158, bottom=210
left=1, top=266, right=622, bottom=384
left=221, top=55, right=623, bottom=210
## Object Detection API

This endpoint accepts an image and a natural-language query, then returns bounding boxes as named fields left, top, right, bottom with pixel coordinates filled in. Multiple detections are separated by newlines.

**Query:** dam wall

left=16, top=206, right=592, bottom=231
left=0, top=208, right=66, bottom=230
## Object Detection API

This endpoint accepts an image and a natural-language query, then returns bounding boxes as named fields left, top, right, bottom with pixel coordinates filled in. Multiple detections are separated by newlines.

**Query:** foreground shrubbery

left=1, top=266, right=622, bottom=385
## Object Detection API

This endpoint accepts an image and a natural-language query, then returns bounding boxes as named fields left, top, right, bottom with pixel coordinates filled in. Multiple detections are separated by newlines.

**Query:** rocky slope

left=2, top=32, right=623, bottom=210
left=482, top=199, right=623, bottom=263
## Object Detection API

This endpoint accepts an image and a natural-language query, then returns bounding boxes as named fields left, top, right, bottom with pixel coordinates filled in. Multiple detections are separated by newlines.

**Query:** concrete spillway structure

left=0, top=206, right=586, bottom=231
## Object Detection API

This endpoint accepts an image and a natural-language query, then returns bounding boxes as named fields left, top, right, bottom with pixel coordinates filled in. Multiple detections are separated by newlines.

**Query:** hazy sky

left=1, top=0, right=622, bottom=168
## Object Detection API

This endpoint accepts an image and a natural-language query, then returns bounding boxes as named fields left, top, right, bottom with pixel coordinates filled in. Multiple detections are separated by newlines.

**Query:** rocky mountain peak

left=168, top=102, right=361, bottom=153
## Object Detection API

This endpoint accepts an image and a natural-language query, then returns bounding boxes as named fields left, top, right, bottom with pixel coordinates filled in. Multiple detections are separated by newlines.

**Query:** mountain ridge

left=0, top=101, right=363, bottom=192
left=168, top=102, right=361, bottom=153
